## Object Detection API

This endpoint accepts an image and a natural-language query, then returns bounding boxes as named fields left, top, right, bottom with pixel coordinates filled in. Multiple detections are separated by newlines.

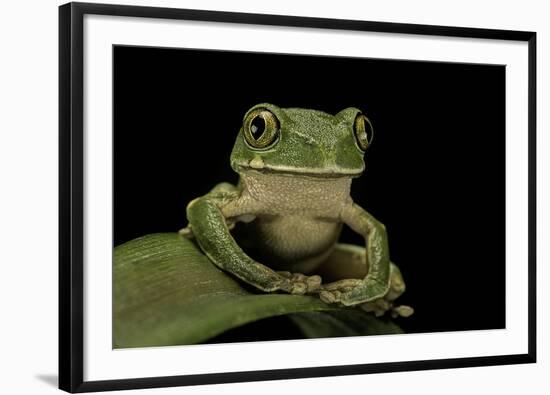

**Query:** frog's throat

left=235, top=165, right=363, bottom=179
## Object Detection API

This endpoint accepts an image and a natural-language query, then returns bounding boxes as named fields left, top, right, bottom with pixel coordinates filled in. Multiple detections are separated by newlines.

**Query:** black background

left=114, top=45, right=505, bottom=336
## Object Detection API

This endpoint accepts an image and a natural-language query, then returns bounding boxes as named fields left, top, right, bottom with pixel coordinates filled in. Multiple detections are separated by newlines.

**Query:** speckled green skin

left=230, top=104, right=365, bottom=177
left=180, top=103, right=412, bottom=316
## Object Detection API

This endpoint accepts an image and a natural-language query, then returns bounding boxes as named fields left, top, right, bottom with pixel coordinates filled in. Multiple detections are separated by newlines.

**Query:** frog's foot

left=359, top=301, right=414, bottom=318
left=391, top=305, right=414, bottom=318
left=318, top=279, right=364, bottom=304
left=277, top=271, right=322, bottom=295
left=178, top=225, right=194, bottom=239
left=358, top=299, right=391, bottom=317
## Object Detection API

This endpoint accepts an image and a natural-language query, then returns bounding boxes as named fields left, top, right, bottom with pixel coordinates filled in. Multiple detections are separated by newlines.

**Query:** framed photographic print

left=59, top=2, right=536, bottom=392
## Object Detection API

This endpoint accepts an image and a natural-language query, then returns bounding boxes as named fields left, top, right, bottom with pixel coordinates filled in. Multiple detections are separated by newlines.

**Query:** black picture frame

left=59, top=2, right=537, bottom=392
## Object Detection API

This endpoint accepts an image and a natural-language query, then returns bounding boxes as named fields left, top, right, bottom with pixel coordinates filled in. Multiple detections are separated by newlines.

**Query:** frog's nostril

left=248, top=156, right=265, bottom=170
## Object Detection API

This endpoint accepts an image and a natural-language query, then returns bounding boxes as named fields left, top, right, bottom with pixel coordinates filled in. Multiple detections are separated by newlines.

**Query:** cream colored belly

left=243, top=215, right=342, bottom=273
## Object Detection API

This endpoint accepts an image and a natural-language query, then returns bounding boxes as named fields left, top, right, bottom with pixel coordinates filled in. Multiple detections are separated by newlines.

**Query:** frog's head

left=230, top=103, right=373, bottom=178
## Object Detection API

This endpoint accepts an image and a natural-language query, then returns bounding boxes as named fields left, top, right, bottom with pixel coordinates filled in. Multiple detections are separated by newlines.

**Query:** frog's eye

left=353, top=113, right=374, bottom=151
left=243, top=108, right=280, bottom=149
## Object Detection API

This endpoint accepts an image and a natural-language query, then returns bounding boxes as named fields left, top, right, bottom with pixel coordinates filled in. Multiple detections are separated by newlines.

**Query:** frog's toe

left=321, top=278, right=363, bottom=293
left=391, top=305, right=414, bottom=318
left=276, top=272, right=322, bottom=294
left=360, top=300, right=390, bottom=317
left=306, top=275, right=322, bottom=293
left=178, top=226, right=194, bottom=239
left=319, top=290, right=334, bottom=304
left=319, top=290, right=342, bottom=304
left=289, top=282, right=308, bottom=295
left=292, top=273, right=322, bottom=294
left=277, top=271, right=292, bottom=279
left=290, top=273, right=307, bottom=281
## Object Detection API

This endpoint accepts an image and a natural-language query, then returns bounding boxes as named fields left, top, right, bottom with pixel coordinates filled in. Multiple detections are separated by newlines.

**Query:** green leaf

left=114, top=233, right=402, bottom=348
left=290, top=310, right=403, bottom=338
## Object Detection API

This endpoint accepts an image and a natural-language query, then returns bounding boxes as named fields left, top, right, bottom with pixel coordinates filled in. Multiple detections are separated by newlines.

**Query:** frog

left=179, top=103, right=413, bottom=318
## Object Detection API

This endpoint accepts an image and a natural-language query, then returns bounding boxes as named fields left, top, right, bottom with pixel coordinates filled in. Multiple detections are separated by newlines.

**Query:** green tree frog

left=180, top=103, right=412, bottom=318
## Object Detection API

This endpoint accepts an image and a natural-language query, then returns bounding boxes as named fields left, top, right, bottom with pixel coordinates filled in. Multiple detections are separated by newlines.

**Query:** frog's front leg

left=185, top=192, right=320, bottom=295
left=358, top=264, right=414, bottom=318
left=321, top=202, right=391, bottom=306
left=317, top=244, right=413, bottom=317
left=179, top=182, right=238, bottom=239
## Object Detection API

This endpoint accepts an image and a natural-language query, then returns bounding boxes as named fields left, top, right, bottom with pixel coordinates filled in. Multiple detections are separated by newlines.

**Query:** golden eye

left=243, top=108, right=280, bottom=149
left=353, top=113, right=373, bottom=151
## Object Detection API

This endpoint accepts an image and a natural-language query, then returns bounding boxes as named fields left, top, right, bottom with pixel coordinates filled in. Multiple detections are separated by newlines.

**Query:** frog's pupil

left=251, top=116, right=265, bottom=138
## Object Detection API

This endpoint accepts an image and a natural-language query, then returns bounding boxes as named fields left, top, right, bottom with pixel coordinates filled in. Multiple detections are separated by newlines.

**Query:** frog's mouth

left=236, top=164, right=363, bottom=179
